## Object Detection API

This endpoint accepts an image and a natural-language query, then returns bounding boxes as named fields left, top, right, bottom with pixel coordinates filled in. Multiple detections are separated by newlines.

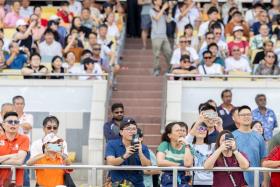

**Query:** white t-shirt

left=18, top=113, right=33, bottom=139
left=30, top=138, right=68, bottom=158
left=225, top=56, right=252, bottom=72
left=175, top=6, right=200, bottom=33
left=39, top=41, right=63, bottom=57
left=78, top=63, right=104, bottom=80
left=107, top=23, right=120, bottom=40
left=198, top=21, right=225, bottom=39
left=170, top=47, right=199, bottom=65
left=20, top=7, right=33, bottom=19
left=69, top=1, right=82, bottom=16
left=198, top=63, right=223, bottom=75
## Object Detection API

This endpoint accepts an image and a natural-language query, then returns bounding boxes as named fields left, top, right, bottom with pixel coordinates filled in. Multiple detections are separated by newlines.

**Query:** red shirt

left=40, top=18, right=48, bottom=27
left=227, top=40, right=249, bottom=56
left=57, top=10, right=74, bottom=23
left=0, top=133, right=29, bottom=186
left=264, top=146, right=280, bottom=187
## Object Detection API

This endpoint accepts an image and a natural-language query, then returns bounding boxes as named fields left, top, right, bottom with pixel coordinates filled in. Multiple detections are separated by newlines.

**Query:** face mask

left=47, top=143, right=62, bottom=153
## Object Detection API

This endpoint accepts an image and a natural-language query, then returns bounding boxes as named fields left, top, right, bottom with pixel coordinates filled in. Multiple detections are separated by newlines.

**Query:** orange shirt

left=35, top=154, right=65, bottom=187
left=0, top=133, right=29, bottom=186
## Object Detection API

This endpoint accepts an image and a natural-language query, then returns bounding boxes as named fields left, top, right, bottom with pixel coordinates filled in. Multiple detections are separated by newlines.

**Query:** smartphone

left=204, top=111, right=218, bottom=119
left=131, top=134, right=139, bottom=152
left=225, top=133, right=234, bottom=150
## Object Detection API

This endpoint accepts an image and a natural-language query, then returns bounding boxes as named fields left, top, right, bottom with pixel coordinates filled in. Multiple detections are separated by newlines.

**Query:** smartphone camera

left=225, top=133, right=234, bottom=150
left=131, top=134, right=139, bottom=152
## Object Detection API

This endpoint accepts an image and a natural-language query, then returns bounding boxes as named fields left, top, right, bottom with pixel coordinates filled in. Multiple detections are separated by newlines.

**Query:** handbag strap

left=223, top=157, right=238, bottom=187
left=202, top=65, right=207, bottom=75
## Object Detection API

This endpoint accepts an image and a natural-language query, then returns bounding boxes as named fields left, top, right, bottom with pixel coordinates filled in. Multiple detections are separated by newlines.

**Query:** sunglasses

left=204, top=56, right=212, bottom=59
left=267, top=55, right=275, bottom=58
left=93, top=48, right=101, bottom=51
left=182, top=60, right=190, bottom=63
left=180, top=41, right=187, bottom=43
left=5, top=120, right=20, bottom=125
left=232, top=49, right=240, bottom=52
left=197, top=126, right=207, bottom=132
left=46, top=126, right=58, bottom=130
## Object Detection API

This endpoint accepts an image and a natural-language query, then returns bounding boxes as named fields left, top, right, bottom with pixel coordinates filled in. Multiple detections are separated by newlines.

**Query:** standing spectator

left=30, top=116, right=68, bottom=158
left=251, top=10, right=272, bottom=35
left=225, top=45, right=251, bottom=73
left=251, top=121, right=264, bottom=137
left=39, top=29, right=63, bottom=58
left=0, top=112, right=29, bottom=187
left=157, top=122, right=190, bottom=186
left=232, top=105, right=267, bottom=187
left=104, top=103, right=125, bottom=142
left=20, top=0, right=32, bottom=19
left=105, top=118, right=151, bottom=186
left=22, top=53, right=48, bottom=79
left=254, top=51, right=280, bottom=75
left=69, top=0, right=82, bottom=16
left=227, top=26, right=249, bottom=57
left=204, top=130, right=249, bottom=187
left=198, top=50, right=223, bottom=75
left=263, top=145, right=280, bottom=187
left=3, top=1, right=21, bottom=28
left=127, top=0, right=141, bottom=37
left=138, top=0, right=151, bottom=50
left=0, top=103, right=14, bottom=123
left=150, top=0, right=172, bottom=76
left=27, top=135, right=71, bottom=187
left=5, top=41, right=28, bottom=69
left=252, top=94, right=277, bottom=141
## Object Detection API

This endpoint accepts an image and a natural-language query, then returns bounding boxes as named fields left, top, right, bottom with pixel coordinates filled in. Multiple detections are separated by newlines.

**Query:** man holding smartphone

left=105, top=118, right=151, bottom=186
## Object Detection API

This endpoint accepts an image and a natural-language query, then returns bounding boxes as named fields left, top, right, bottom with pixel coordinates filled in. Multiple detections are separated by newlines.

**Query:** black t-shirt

left=23, top=65, right=47, bottom=79
left=173, top=66, right=196, bottom=80
left=252, top=50, right=278, bottom=65
left=51, top=68, right=64, bottom=79
left=208, top=130, right=219, bottom=144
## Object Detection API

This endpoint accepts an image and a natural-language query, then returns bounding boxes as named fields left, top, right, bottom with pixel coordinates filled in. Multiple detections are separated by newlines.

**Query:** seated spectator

left=69, top=0, right=82, bottom=16
left=81, top=8, right=94, bottom=30
left=39, top=29, right=63, bottom=59
left=0, top=39, right=7, bottom=68
left=212, top=24, right=228, bottom=57
left=0, top=0, right=10, bottom=22
left=64, top=34, right=84, bottom=62
left=50, top=56, right=64, bottom=79
left=57, top=2, right=74, bottom=24
left=251, top=121, right=264, bottom=137
left=3, top=1, right=21, bottom=28
left=0, top=112, right=29, bottom=186
left=227, top=26, right=249, bottom=57
left=46, top=20, right=64, bottom=46
left=224, top=6, right=238, bottom=24
left=33, top=6, right=48, bottom=27
left=12, top=19, right=35, bottom=52
left=245, top=3, right=265, bottom=26
left=30, top=14, right=46, bottom=43
left=82, top=0, right=101, bottom=21
left=107, top=13, right=120, bottom=42
left=0, top=28, right=11, bottom=52
left=27, top=135, right=71, bottom=187
left=171, top=36, right=199, bottom=68
left=262, top=145, right=280, bottom=187
left=79, top=57, right=104, bottom=80
left=269, top=0, right=280, bottom=21
left=225, top=45, right=251, bottom=73
left=104, top=103, right=125, bottom=142
left=198, top=50, right=223, bottom=75
left=183, top=24, right=199, bottom=51
left=171, top=55, right=197, bottom=80
left=71, top=16, right=91, bottom=39
left=22, top=53, right=48, bottom=79
left=105, top=118, right=151, bottom=186
left=251, top=10, right=272, bottom=35
left=254, top=51, right=280, bottom=75
left=204, top=130, right=249, bottom=187
left=199, top=32, right=215, bottom=59
left=20, top=0, right=32, bottom=19
left=92, top=43, right=110, bottom=73
left=201, top=43, right=225, bottom=67
left=250, top=24, right=276, bottom=50
left=157, top=122, right=190, bottom=186
left=97, top=24, right=113, bottom=49
left=31, top=116, right=68, bottom=158
left=184, top=123, right=215, bottom=186
left=202, top=1, right=221, bottom=22
left=221, top=0, right=243, bottom=24
left=5, top=41, right=28, bottom=69
left=252, top=40, right=277, bottom=65
left=65, top=51, right=82, bottom=74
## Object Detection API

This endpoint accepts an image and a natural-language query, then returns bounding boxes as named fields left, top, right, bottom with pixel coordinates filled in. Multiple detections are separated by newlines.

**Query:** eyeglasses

left=4, top=120, right=20, bottom=125
left=204, top=56, right=212, bottom=59
left=197, top=126, right=207, bottom=132
left=114, top=111, right=124, bottom=114
left=215, top=32, right=221, bottom=35
left=267, top=55, right=275, bottom=58
left=232, top=49, right=240, bottom=52
left=123, top=127, right=137, bottom=131
left=207, top=37, right=214, bottom=40
left=180, top=41, right=187, bottom=43
left=93, top=48, right=101, bottom=51
left=46, top=126, right=58, bottom=130
left=239, top=113, right=251, bottom=117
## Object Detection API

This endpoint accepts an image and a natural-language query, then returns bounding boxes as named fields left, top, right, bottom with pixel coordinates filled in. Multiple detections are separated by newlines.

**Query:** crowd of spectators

left=144, top=0, right=280, bottom=77
left=0, top=0, right=125, bottom=89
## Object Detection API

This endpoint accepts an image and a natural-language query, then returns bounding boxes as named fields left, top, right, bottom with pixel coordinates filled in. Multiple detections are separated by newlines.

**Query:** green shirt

left=157, top=141, right=185, bottom=164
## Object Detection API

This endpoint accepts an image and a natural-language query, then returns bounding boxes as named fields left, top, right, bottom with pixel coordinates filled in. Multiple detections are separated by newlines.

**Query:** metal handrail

left=0, top=73, right=108, bottom=76
left=165, top=74, right=280, bottom=79
left=2, top=165, right=280, bottom=187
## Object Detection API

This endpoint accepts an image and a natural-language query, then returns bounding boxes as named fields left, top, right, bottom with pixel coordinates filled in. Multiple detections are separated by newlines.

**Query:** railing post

left=254, top=169, right=260, bottom=187
left=172, top=168, right=178, bottom=187
left=91, top=167, right=97, bottom=187
left=11, top=166, right=16, bottom=184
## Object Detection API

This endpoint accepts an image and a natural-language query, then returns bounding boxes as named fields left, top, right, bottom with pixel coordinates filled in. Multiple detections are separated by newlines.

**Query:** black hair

left=215, top=130, right=233, bottom=150
left=199, top=103, right=217, bottom=113
left=161, top=122, right=180, bottom=142
left=82, top=7, right=90, bottom=12
left=30, top=52, right=41, bottom=61
left=44, top=28, right=55, bottom=36
left=203, top=50, right=213, bottom=57
left=43, top=115, right=59, bottom=127
left=99, top=24, right=108, bottom=29
left=82, top=49, right=93, bottom=57
left=207, top=43, right=218, bottom=51
left=221, top=89, right=232, bottom=98
left=0, top=28, right=3, bottom=33
left=3, top=112, right=18, bottom=120
left=120, top=118, right=137, bottom=130
left=33, top=5, right=42, bottom=11
left=205, top=31, right=214, bottom=38
left=111, top=103, right=124, bottom=112
left=12, top=95, right=25, bottom=104
left=207, top=6, right=219, bottom=15
left=82, top=57, right=97, bottom=70
left=253, top=2, right=265, bottom=10
left=184, top=23, right=193, bottom=30
left=238, top=105, right=251, bottom=113
left=232, top=11, right=242, bottom=17
left=251, top=120, right=263, bottom=129
left=89, top=32, right=98, bottom=38
left=177, top=121, right=188, bottom=132
left=190, top=123, right=209, bottom=145
left=51, top=55, right=63, bottom=70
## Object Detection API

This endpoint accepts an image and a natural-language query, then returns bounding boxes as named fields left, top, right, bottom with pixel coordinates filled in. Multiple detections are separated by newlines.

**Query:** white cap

left=50, top=15, right=60, bottom=21
left=43, top=133, right=62, bottom=144
left=16, top=19, right=27, bottom=28
left=232, top=25, right=244, bottom=33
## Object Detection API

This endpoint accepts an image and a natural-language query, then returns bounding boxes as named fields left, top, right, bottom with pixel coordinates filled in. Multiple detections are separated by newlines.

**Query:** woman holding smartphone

left=204, top=130, right=249, bottom=187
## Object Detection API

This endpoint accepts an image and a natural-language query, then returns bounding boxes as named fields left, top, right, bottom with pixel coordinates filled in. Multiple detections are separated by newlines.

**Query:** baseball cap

left=232, top=25, right=244, bottom=33
left=16, top=19, right=27, bottom=28
left=43, top=133, right=62, bottom=144
left=50, top=15, right=60, bottom=21
left=120, top=118, right=137, bottom=130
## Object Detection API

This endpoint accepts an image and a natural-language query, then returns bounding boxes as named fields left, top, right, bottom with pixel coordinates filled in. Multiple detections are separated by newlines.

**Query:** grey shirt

left=255, top=63, right=280, bottom=75
left=150, top=8, right=167, bottom=39
left=141, top=4, right=152, bottom=15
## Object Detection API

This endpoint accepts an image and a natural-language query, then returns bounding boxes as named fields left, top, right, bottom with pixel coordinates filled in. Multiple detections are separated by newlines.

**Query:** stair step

left=133, top=115, right=161, bottom=124
left=125, top=106, right=161, bottom=116
left=111, top=98, right=162, bottom=107
left=138, top=123, right=161, bottom=134
left=117, top=82, right=163, bottom=91
left=117, top=75, right=163, bottom=82
left=112, top=90, right=162, bottom=99
left=122, top=49, right=153, bottom=56
left=142, top=135, right=162, bottom=146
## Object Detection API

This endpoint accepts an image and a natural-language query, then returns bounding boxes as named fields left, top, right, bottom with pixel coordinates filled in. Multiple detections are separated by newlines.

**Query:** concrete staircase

left=111, top=38, right=168, bottom=152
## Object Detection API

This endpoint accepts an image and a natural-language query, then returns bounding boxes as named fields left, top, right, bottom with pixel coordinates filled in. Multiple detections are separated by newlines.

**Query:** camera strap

left=223, top=157, right=238, bottom=187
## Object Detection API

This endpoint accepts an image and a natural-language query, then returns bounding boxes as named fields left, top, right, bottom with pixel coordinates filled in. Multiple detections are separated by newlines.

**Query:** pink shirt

left=227, top=40, right=249, bottom=56
left=4, top=12, right=21, bottom=27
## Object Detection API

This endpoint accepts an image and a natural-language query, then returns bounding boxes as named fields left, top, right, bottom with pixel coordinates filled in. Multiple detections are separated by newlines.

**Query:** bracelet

left=120, top=155, right=126, bottom=160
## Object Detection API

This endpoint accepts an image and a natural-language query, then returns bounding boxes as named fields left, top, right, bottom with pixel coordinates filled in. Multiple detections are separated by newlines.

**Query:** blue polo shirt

left=105, top=139, right=150, bottom=187
left=5, top=53, right=27, bottom=69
